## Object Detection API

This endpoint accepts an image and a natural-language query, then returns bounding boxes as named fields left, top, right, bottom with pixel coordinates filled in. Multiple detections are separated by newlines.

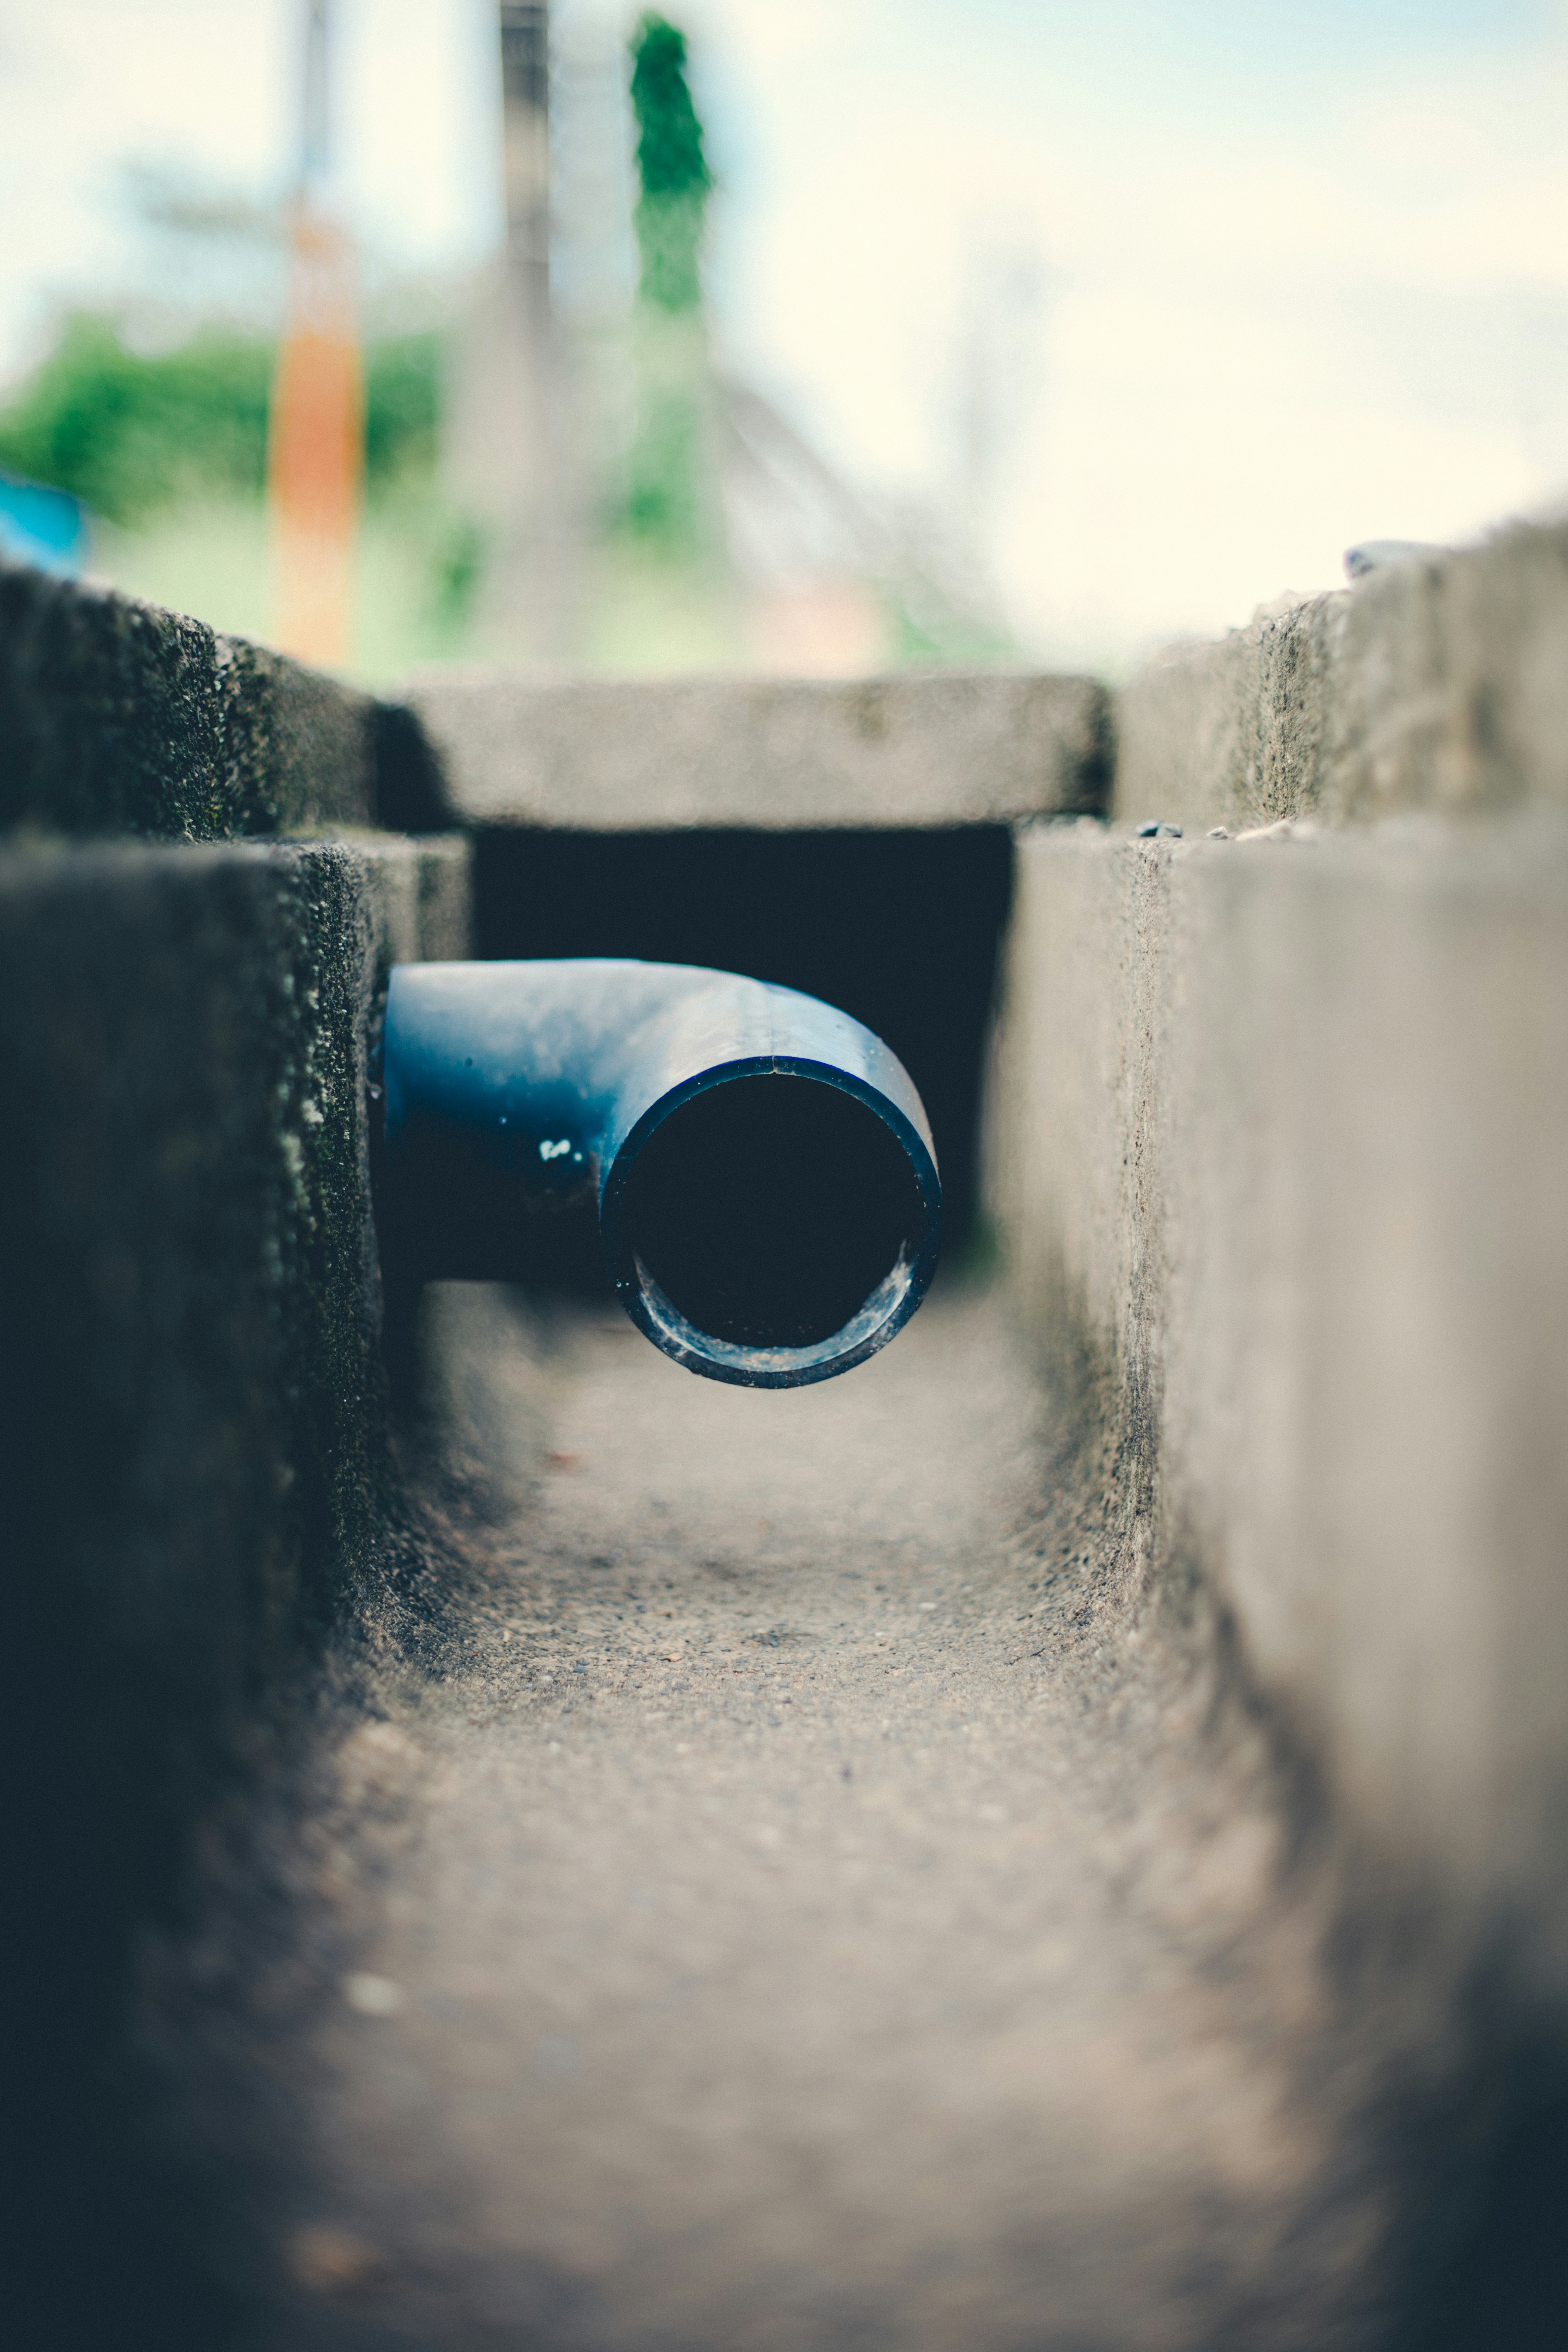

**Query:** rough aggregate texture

left=0, top=561, right=376, bottom=840
left=1113, top=520, right=1568, bottom=834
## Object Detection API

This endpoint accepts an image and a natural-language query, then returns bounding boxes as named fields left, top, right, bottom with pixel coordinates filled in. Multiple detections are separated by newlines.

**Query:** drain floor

left=172, top=1285, right=1381, bottom=2350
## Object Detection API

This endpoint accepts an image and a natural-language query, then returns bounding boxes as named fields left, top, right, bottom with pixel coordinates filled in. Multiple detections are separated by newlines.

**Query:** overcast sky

left=1, top=0, right=1565, bottom=664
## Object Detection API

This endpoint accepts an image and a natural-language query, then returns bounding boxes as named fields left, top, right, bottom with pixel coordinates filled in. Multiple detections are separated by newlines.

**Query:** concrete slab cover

left=400, top=668, right=1110, bottom=831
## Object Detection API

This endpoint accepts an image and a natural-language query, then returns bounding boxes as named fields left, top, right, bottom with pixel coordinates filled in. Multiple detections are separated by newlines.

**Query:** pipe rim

left=599, top=1057, right=942, bottom=1389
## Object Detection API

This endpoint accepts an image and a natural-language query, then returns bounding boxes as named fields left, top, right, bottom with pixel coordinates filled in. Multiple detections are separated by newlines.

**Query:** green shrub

left=629, top=15, right=710, bottom=317
left=0, top=313, right=444, bottom=525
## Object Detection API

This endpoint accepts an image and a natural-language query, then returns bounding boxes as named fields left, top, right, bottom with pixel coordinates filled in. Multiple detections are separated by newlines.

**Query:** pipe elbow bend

left=379, top=959, right=942, bottom=1389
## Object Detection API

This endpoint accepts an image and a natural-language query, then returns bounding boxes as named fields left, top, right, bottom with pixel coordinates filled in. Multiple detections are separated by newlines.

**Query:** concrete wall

left=1114, top=518, right=1568, bottom=835
left=1, top=827, right=468, bottom=1992
left=0, top=566, right=472, bottom=2306
left=403, top=668, right=1109, bottom=829
left=1, top=829, right=467, bottom=1686
left=990, top=520, right=1568, bottom=1996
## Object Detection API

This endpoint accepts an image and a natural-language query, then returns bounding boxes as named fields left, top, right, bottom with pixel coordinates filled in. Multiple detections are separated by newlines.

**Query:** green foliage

left=629, top=16, right=710, bottom=201
left=624, top=373, right=706, bottom=553
left=0, top=315, right=271, bottom=525
left=362, top=333, right=442, bottom=486
left=629, top=16, right=710, bottom=315
left=621, top=15, right=714, bottom=560
left=0, top=312, right=444, bottom=526
left=428, top=510, right=485, bottom=628
left=883, top=588, right=1020, bottom=669
left=635, top=192, right=706, bottom=317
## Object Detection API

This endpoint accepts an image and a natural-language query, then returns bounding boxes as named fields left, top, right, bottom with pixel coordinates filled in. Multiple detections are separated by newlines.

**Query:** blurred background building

left=0, top=1, right=1564, bottom=682
left=0, top=0, right=1013, bottom=680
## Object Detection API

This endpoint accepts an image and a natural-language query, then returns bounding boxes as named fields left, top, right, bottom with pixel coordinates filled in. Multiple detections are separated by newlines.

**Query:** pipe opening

left=618, top=1074, right=929, bottom=1351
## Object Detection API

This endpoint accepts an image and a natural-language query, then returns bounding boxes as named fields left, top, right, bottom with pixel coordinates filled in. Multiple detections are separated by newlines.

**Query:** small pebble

left=1208, top=826, right=1229, bottom=840
left=1135, top=820, right=1183, bottom=839
left=1344, top=539, right=1446, bottom=579
left=1235, top=816, right=1316, bottom=845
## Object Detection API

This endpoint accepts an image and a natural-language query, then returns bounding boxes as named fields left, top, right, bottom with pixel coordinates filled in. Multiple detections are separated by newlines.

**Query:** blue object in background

left=0, top=468, right=89, bottom=575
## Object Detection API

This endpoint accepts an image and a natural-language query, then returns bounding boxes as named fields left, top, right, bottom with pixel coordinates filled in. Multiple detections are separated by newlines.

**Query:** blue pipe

left=380, top=959, right=942, bottom=1388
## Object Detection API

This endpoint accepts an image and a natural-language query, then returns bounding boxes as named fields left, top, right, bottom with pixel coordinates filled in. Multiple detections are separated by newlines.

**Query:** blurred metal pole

left=500, top=3, right=551, bottom=354
left=445, top=3, right=566, bottom=657
left=268, top=0, right=362, bottom=668
left=489, top=1, right=558, bottom=647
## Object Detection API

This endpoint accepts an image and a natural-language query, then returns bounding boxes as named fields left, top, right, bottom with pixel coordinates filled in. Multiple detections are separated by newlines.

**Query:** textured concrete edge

left=1112, top=515, right=1568, bottom=834
left=0, top=831, right=472, bottom=2106
left=0, top=561, right=389, bottom=842
left=987, top=814, right=1568, bottom=1997
left=397, top=667, right=1113, bottom=830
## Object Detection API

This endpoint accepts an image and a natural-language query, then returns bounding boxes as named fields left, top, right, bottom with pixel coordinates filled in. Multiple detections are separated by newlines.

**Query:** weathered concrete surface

left=0, top=560, right=378, bottom=840
left=9, top=550, right=1567, bottom=2350
left=0, top=828, right=469, bottom=2342
left=401, top=669, right=1110, bottom=830
left=989, top=815, right=1568, bottom=1990
left=1114, top=519, right=1568, bottom=834
left=142, top=1284, right=1446, bottom=2352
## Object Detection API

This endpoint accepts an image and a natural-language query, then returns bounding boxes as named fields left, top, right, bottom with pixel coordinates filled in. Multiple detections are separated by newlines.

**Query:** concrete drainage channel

left=2, top=534, right=1566, bottom=2348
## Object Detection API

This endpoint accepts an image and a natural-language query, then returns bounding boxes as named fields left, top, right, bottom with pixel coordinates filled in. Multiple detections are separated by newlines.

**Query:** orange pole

left=269, top=203, right=362, bottom=668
